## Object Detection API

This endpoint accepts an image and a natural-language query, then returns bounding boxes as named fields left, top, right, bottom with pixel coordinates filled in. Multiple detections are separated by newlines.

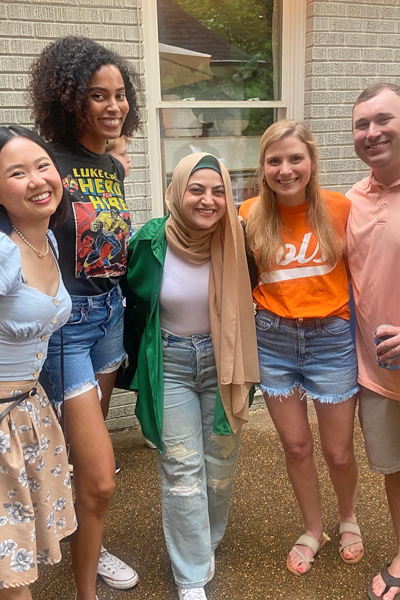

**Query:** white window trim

left=143, top=0, right=306, bottom=216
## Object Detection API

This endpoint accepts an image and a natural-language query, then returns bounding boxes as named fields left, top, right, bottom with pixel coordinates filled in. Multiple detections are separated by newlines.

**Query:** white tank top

left=159, top=246, right=211, bottom=336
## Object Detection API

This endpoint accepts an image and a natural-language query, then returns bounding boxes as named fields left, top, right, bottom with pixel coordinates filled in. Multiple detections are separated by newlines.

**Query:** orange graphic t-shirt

left=242, top=191, right=351, bottom=320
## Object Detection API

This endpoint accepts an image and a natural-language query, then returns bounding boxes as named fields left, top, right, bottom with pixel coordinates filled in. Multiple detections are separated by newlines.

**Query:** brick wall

left=305, top=0, right=400, bottom=192
left=0, top=0, right=148, bottom=430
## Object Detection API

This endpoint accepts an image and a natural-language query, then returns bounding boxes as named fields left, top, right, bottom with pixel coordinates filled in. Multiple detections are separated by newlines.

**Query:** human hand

left=375, top=325, right=400, bottom=367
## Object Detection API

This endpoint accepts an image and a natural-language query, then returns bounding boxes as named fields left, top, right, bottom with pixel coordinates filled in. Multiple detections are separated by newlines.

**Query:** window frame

left=143, top=0, right=306, bottom=216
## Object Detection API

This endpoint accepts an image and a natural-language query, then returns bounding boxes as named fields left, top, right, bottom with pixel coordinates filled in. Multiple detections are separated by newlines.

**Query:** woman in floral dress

left=0, top=125, right=76, bottom=598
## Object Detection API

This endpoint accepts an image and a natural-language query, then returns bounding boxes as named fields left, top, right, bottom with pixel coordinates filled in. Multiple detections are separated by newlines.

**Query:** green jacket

left=122, top=216, right=233, bottom=452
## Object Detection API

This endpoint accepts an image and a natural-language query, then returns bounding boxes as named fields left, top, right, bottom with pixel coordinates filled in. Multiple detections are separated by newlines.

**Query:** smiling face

left=78, top=64, right=130, bottom=154
left=0, top=136, right=63, bottom=227
left=182, top=168, right=226, bottom=229
left=353, top=88, right=400, bottom=186
left=263, top=135, right=313, bottom=206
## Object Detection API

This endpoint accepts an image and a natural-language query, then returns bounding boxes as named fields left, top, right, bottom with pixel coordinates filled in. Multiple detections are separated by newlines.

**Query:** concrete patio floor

left=32, top=405, right=394, bottom=600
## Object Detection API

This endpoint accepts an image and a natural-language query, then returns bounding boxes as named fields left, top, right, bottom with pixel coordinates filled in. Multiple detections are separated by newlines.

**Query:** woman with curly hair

left=244, top=120, right=363, bottom=576
left=29, top=37, right=140, bottom=599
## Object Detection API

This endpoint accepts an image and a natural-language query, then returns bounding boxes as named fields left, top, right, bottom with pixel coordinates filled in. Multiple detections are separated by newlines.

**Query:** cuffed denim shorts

left=256, top=309, right=359, bottom=404
left=41, top=285, right=126, bottom=405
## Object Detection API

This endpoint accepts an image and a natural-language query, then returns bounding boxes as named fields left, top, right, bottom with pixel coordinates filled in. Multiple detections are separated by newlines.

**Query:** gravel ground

left=32, top=405, right=394, bottom=600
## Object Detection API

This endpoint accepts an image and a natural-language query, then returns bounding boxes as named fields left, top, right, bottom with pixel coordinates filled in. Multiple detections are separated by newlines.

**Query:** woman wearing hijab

left=123, top=153, right=259, bottom=600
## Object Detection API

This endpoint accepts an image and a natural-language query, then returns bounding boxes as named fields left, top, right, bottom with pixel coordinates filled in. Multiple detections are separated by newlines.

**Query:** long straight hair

left=246, top=120, right=344, bottom=272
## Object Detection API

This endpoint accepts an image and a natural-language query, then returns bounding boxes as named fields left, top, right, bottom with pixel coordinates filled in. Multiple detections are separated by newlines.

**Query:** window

left=143, top=0, right=305, bottom=215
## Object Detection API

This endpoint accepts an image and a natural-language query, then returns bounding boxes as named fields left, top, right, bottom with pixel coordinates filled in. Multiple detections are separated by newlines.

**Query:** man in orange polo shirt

left=346, top=83, right=400, bottom=600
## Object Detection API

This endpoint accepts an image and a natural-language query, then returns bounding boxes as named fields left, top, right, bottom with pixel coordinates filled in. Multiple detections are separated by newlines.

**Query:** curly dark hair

left=29, top=37, right=140, bottom=146
left=0, top=126, right=70, bottom=233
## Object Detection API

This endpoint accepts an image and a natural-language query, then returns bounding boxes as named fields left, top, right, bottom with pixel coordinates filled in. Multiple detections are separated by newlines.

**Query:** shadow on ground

left=32, top=406, right=393, bottom=600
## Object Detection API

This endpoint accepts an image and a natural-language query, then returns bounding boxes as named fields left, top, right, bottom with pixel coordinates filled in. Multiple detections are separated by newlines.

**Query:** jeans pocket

left=67, top=305, right=86, bottom=325
left=255, top=312, right=273, bottom=332
left=322, top=317, right=350, bottom=337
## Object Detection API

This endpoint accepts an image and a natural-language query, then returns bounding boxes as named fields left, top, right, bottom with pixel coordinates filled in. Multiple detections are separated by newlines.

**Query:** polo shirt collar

left=364, top=171, right=400, bottom=191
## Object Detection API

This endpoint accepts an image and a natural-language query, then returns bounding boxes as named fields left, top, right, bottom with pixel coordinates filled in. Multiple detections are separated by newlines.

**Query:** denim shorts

left=256, top=309, right=359, bottom=404
left=41, top=285, right=126, bottom=404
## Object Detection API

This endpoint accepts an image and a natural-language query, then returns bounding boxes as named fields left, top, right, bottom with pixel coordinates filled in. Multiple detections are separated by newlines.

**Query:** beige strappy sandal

left=286, top=532, right=330, bottom=576
left=339, top=521, right=364, bottom=564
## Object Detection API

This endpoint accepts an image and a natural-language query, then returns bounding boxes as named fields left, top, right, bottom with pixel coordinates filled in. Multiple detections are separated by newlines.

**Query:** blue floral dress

left=0, top=232, right=76, bottom=588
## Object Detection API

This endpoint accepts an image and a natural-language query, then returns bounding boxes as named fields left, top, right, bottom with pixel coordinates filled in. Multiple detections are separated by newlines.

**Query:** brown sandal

left=286, top=532, right=330, bottom=576
left=339, top=521, right=364, bottom=564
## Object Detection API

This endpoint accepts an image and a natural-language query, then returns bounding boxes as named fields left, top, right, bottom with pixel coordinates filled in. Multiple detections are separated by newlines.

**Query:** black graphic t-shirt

left=50, top=143, right=130, bottom=296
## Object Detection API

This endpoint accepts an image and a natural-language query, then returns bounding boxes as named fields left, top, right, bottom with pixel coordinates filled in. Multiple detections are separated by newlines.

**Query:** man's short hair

left=354, top=82, right=400, bottom=108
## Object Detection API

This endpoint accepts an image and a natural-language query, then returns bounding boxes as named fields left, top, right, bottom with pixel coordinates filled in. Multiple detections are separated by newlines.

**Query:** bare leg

left=65, top=387, right=116, bottom=600
left=0, top=588, right=32, bottom=600
left=371, top=471, right=400, bottom=600
left=314, top=396, right=363, bottom=560
left=265, top=390, right=323, bottom=574
left=97, top=370, right=118, bottom=420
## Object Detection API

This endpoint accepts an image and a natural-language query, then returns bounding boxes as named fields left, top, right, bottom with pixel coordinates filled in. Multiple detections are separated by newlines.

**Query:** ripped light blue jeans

left=159, top=331, right=240, bottom=588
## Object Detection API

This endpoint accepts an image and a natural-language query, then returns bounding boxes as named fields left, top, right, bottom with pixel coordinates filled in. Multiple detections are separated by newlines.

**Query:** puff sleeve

left=0, top=233, right=22, bottom=296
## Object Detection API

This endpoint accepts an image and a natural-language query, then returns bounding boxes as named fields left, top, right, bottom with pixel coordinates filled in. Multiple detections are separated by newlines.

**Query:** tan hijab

left=165, top=153, right=259, bottom=432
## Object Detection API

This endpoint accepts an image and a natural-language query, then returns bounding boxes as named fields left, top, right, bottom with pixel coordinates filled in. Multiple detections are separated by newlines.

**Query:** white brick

left=331, top=18, right=364, bottom=32
left=0, top=92, right=26, bottom=107
left=314, top=3, right=346, bottom=17
left=326, top=105, right=351, bottom=117
left=313, top=17, right=331, bottom=31
left=378, top=34, right=400, bottom=47
left=312, top=32, right=346, bottom=45
left=0, top=108, right=31, bottom=125
left=328, top=48, right=361, bottom=61
left=319, top=146, right=341, bottom=159
left=0, top=74, right=29, bottom=90
left=324, top=132, right=354, bottom=146
left=0, top=21, right=35, bottom=37
left=345, top=62, right=378, bottom=76
left=0, top=57, right=33, bottom=72
left=345, top=33, right=378, bottom=47
left=34, top=23, right=130, bottom=40
left=362, top=48, right=394, bottom=61
left=311, top=62, right=345, bottom=76
left=380, top=6, right=400, bottom=18
left=379, top=63, right=400, bottom=75
left=365, top=19, right=396, bottom=33
left=346, top=5, right=381, bottom=18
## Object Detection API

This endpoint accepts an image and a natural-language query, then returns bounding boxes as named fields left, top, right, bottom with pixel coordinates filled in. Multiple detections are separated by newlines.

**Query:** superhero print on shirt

left=62, top=167, right=130, bottom=279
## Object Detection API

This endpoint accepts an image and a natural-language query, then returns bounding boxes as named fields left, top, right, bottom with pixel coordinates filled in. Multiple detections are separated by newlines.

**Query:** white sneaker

left=206, top=551, right=215, bottom=584
left=178, top=588, right=207, bottom=600
left=97, top=546, right=138, bottom=589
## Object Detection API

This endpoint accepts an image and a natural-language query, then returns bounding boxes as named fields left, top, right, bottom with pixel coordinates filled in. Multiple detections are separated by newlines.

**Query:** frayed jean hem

left=259, top=382, right=359, bottom=404
left=302, top=384, right=360, bottom=404
left=258, top=382, right=300, bottom=399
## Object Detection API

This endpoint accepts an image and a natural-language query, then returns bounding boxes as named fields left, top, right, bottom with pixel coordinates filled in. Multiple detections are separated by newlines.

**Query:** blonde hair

left=105, top=135, right=131, bottom=152
left=246, top=120, right=344, bottom=272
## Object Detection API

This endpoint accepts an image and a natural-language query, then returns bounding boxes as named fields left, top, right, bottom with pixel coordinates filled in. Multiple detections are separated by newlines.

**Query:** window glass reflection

left=157, top=0, right=282, bottom=102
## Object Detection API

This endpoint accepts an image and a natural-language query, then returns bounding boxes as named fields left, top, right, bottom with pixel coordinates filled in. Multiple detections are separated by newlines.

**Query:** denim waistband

left=70, top=284, right=122, bottom=308
left=161, top=330, right=212, bottom=348
left=258, top=309, right=347, bottom=329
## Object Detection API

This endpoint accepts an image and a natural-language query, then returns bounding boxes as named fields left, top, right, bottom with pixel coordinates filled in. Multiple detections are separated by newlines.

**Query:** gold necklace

left=12, top=225, right=49, bottom=259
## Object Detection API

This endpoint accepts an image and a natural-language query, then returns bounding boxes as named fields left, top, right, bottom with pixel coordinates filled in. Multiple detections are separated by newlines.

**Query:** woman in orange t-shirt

left=245, top=120, right=363, bottom=575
